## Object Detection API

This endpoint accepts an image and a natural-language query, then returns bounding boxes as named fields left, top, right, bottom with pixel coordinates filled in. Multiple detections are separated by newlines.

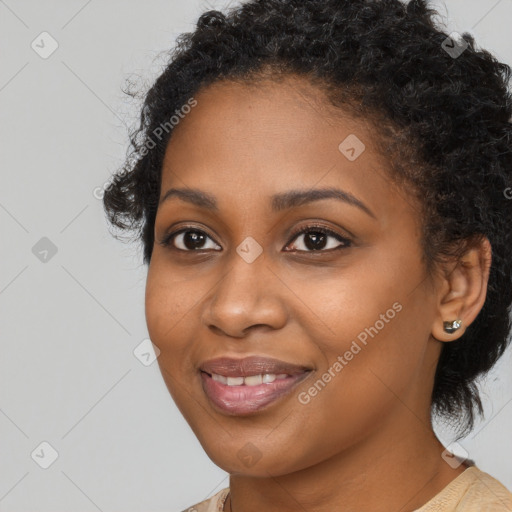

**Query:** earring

left=443, top=319, right=462, bottom=334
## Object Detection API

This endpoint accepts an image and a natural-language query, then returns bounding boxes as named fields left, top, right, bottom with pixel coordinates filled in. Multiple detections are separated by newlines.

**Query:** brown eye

left=285, top=226, right=351, bottom=252
left=160, top=229, right=221, bottom=251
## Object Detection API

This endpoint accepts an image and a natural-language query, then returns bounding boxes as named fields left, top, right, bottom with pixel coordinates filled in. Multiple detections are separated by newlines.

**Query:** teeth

left=210, top=372, right=289, bottom=386
left=226, top=376, right=244, bottom=386
left=244, top=374, right=263, bottom=386
left=212, top=373, right=228, bottom=384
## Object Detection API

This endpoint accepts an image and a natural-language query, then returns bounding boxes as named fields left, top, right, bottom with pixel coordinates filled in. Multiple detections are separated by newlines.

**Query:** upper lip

left=200, top=356, right=313, bottom=378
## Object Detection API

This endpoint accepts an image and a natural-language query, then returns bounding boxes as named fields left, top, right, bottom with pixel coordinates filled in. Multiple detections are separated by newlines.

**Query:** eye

left=285, top=224, right=351, bottom=252
left=159, top=228, right=221, bottom=252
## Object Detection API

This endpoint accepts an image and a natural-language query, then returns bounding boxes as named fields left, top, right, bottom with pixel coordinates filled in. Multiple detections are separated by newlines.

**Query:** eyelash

left=158, top=223, right=352, bottom=253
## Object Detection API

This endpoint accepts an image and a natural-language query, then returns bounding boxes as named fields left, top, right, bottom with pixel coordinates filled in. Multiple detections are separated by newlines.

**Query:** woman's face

left=145, top=76, right=444, bottom=476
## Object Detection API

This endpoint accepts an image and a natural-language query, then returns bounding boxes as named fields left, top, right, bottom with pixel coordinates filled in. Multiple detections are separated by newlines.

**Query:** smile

left=201, top=371, right=313, bottom=415
left=199, top=355, right=313, bottom=415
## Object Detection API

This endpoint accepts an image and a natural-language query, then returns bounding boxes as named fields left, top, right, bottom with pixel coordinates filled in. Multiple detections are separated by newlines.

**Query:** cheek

left=144, top=263, right=196, bottom=374
left=144, top=257, right=225, bottom=396
left=275, top=321, right=426, bottom=474
left=145, top=259, right=195, bottom=338
left=144, top=264, right=202, bottom=415
left=285, top=260, right=429, bottom=435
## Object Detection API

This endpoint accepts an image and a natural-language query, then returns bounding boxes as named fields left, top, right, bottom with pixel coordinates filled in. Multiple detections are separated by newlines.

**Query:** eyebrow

left=159, top=186, right=376, bottom=219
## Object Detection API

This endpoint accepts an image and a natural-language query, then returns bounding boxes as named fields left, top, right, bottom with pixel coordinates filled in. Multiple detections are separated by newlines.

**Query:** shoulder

left=416, top=466, right=512, bottom=511
left=180, top=488, right=230, bottom=512
left=456, top=467, right=512, bottom=511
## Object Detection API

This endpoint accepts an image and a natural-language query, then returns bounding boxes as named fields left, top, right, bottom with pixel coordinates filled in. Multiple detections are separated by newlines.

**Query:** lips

left=200, top=355, right=311, bottom=377
left=199, top=356, right=313, bottom=415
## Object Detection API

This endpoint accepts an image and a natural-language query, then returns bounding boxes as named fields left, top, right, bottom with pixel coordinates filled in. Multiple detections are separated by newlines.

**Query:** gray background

left=0, top=1, right=511, bottom=510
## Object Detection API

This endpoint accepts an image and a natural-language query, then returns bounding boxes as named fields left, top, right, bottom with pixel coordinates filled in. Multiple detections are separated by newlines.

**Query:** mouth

left=199, top=356, right=313, bottom=415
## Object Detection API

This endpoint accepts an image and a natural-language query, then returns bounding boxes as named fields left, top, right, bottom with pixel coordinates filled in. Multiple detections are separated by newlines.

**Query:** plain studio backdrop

left=0, top=1, right=511, bottom=510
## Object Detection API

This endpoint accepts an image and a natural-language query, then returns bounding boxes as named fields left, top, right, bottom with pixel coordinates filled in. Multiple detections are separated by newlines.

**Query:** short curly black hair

left=103, top=0, right=512, bottom=438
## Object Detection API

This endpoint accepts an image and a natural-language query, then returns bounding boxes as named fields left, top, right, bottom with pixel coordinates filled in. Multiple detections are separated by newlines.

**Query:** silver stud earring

left=443, top=319, right=462, bottom=334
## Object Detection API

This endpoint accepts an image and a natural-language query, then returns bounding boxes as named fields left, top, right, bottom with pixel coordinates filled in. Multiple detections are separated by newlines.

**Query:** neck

left=227, top=412, right=468, bottom=512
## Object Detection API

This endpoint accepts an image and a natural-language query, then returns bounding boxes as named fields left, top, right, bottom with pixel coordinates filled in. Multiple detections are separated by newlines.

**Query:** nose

left=200, top=251, right=289, bottom=338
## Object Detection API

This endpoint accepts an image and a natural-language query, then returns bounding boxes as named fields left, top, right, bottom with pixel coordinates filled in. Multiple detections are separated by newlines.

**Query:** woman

left=103, top=0, right=512, bottom=510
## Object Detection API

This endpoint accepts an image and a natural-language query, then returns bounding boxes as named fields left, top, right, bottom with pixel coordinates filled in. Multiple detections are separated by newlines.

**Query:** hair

left=103, top=0, right=512, bottom=438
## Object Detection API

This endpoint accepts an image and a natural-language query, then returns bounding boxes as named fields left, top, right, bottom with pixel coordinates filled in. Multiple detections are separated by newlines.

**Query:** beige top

left=181, top=465, right=512, bottom=512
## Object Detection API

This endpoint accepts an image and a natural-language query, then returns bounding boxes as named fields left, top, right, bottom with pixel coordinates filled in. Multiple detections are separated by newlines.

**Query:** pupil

left=305, top=232, right=326, bottom=250
left=185, top=231, right=205, bottom=250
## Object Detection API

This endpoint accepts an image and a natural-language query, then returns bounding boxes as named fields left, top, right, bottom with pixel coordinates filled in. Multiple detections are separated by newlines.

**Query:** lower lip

left=200, top=371, right=310, bottom=415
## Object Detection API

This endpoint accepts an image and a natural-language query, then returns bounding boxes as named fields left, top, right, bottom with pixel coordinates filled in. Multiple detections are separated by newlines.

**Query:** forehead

left=163, top=77, right=385, bottom=181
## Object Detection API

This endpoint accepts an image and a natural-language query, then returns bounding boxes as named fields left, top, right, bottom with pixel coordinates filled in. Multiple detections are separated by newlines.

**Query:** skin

left=145, top=75, right=492, bottom=512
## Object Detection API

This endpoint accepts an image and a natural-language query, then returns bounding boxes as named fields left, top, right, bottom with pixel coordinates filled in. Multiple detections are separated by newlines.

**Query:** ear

left=431, top=236, right=492, bottom=342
